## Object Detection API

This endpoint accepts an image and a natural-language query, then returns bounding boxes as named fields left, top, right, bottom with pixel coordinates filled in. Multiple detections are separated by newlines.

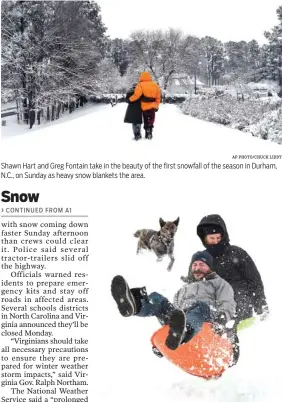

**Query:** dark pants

left=137, top=292, right=211, bottom=341
left=143, top=109, right=155, bottom=129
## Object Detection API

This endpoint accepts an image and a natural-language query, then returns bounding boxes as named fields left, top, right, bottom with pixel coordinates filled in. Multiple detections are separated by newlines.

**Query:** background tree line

left=109, top=5, right=282, bottom=90
left=1, top=1, right=282, bottom=126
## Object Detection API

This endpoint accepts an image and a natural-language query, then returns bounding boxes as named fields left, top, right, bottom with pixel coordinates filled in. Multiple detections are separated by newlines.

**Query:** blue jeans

left=137, top=292, right=212, bottom=340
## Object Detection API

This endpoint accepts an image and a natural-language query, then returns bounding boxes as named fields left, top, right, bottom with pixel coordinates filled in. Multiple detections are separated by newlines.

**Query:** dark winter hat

left=197, top=215, right=230, bottom=246
left=191, top=251, right=214, bottom=270
left=202, top=225, right=223, bottom=236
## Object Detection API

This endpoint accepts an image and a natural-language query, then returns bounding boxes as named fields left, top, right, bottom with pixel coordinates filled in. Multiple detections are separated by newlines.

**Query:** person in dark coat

left=124, top=83, right=143, bottom=140
left=181, top=214, right=269, bottom=322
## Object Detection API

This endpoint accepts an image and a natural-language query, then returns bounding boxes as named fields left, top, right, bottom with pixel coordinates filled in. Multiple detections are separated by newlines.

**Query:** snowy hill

left=2, top=104, right=282, bottom=401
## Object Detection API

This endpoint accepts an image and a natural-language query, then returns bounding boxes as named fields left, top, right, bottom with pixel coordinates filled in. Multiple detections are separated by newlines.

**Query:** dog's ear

left=173, top=217, right=180, bottom=227
left=159, top=218, right=166, bottom=227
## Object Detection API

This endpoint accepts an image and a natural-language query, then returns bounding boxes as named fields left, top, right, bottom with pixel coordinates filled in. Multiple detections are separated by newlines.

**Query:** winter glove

left=180, top=275, right=189, bottom=283
left=213, top=322, right=225, bottom=336
left=259, top=305, right=269, bottom=321
left=152, top=346, right=163, bottom=358
left=213, top=311, right=228, bottom=336
left=214, top=311, right=228, bottom=326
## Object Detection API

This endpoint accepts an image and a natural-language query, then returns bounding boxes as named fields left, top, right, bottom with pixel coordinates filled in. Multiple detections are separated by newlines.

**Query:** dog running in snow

left=134, top=217, right=180, bottom=271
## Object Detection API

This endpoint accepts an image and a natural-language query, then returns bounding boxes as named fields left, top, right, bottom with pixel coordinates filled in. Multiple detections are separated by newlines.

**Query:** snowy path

left=2, top=103, right=281, bottom=153
left=2, top=104, right=282, bottom=402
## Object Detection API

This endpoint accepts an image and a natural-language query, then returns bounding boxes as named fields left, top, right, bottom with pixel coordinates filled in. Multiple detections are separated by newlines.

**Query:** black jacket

left=124, top=85, right=142, bottom=124
left=184, top=214, right=268, bottom=321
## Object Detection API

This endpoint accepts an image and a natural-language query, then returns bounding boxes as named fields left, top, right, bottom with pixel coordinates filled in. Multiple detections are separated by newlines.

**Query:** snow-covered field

left=1, top=104, right=282, bottom=401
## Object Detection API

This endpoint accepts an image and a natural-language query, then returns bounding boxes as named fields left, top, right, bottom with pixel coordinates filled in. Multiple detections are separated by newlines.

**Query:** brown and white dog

left=134, top=217, right=180, bottom=271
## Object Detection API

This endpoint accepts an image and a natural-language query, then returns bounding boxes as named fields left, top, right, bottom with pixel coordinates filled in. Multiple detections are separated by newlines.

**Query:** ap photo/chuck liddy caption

left=1, top=0, right=282, bottom=401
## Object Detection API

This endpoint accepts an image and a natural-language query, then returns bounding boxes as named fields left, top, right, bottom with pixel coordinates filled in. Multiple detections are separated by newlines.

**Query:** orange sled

left=151, top=322, right=233, bottom=379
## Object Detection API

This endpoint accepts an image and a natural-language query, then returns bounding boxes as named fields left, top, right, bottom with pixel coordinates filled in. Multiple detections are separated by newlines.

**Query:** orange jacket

left=129, top=72, right=161, bottom=111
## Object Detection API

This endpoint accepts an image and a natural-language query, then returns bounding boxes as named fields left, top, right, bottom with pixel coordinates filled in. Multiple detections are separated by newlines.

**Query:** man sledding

left=111, top=251, right=237, bottom=378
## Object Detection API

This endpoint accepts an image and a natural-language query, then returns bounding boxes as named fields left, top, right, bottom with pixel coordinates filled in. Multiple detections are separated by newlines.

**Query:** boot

left=130, top=287, right=148, bottom=310
left=133, top=125, right=142, bottom=141
left=165, top=309, right=186, bottom=350
left=181, top=323, right=195, bottom=344
left=145, top=127, right=153, bottom=139
left=228, top=332, right=240, bottom=367
left=111, top=276, right=144, bottom=317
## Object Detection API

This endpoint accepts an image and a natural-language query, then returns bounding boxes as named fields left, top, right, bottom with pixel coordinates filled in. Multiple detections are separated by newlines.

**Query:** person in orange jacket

left=129, top=71, right=161, bottom=139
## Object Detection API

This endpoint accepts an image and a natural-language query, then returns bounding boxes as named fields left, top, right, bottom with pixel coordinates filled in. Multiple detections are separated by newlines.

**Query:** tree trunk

left=56, top=103, right=61, bottom=119
left=19, top=2, right=29, bottom=124
left=29, top=110, right=35, bottom=129
left=279, top=56, right=282, bottom=86
left=37, top=110, right=41, bottom=125
left=51, top=105, right=55, bottom=121
left=164, top=70, right=175, bottom=91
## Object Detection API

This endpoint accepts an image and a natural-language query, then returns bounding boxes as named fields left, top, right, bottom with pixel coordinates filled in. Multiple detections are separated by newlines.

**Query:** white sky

left=96, top=0, right=282, bottom=44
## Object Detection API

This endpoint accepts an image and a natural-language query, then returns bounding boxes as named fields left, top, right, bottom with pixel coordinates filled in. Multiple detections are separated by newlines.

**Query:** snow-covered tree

left=96, top=58, right=123, bottom=93
left=129, top=29, right=164, bottom=82
left=201, top=36, right=225, bottom=86
left=128, top=29, right=183, bottom=87
left=223, top=40, right=261, bottom=83
left=158, top=28, right=183, bottom=90
left=179, top=35, right=206, bottom=93
left=260, top=6, right=282, bottom=87
left=1, top=0, right=107, bottom=125
left=108, top=38, right=131, bottom=76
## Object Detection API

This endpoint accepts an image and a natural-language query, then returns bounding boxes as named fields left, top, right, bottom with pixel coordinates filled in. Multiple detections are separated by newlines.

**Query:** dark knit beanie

left=202, top=225, right=223, bottom=236
left=191, top=250, right=214, bottom=270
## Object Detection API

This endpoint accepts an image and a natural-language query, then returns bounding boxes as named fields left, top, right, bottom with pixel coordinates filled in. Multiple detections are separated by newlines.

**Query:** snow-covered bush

left=88, top=94, right=125, bottom=104
left=164, top=94, right=190, bottom=103
left=1, top=88, right=16, bottom=104
left=245, top=108, right=282, bottom=144
left=197, top=86, right=228, bottom=97
left=95, top=59, right=124, bottom=94
left=181, top=94, right=281, bottom=125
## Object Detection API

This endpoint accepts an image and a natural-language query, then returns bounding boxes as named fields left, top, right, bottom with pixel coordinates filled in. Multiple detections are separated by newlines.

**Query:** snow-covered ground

left=1, top=104, right=282, bottom=401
